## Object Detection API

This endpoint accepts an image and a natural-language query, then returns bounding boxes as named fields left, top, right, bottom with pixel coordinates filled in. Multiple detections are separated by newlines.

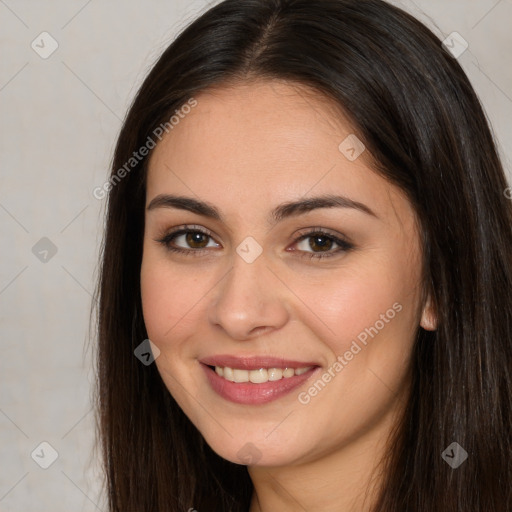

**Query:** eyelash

left=155, top=224, right=354, bottom=260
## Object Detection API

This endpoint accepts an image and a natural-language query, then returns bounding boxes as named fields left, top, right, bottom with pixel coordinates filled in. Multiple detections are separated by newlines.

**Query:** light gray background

left=1, top=1, right=511, bottom=510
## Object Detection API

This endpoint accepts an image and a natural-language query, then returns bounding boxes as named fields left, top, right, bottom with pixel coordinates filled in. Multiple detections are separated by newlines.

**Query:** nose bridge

left=208, top=247, right=289, bottom=339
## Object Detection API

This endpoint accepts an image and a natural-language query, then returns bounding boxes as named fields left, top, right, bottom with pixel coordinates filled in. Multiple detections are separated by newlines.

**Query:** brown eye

left=292, top=229, right=354, bottom=260
left=307, top=235, right=334, bottom=252
left=156, top=226, right=220, bottom=254
left=185, top=231, right=210, bottom=248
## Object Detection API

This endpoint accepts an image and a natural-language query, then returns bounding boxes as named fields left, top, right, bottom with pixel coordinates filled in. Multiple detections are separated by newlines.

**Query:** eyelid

left=293, top=226, right=353, bottom=245
left=157, top=224, right=217, bottom=240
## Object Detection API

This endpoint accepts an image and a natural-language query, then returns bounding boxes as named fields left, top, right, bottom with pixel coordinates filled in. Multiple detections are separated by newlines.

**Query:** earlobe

left=420, top=294, right=437, bottom=331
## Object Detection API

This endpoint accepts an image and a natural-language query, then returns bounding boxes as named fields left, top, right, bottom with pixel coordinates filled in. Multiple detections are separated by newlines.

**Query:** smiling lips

left=200, top=355, right=320, bottom=404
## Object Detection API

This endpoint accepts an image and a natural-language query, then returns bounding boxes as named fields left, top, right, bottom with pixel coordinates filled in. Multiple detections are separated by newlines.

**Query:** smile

left=213, top=365, right=313, bottom=383
left=199, top=356, right=320, bottom=405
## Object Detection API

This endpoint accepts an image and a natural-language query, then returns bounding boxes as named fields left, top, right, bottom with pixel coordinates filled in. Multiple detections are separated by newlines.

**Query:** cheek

left=285, top=263, right=419, bottom=452
left=298, top=262, right=414, bottom=347
left=294, top=249, right=421, bottom=401
left=140, top=253, right=205, bottom=402
left=140, top=264, right=174, bottom=343
left=140, top=249, right=209, bottom=344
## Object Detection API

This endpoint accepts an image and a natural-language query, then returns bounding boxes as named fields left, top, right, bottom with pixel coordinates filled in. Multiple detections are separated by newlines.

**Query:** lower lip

left=201, top=363, right=319, bottom=405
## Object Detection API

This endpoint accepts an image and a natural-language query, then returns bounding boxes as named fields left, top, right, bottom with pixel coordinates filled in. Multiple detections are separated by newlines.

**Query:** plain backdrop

left=0, top=0, right=511, bottom=510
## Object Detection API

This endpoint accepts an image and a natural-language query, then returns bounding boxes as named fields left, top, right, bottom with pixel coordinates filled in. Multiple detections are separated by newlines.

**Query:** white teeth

left=267, top=368, right=283, bottom=381
left=233, top=369, right=249, bottom=383
left=282, top=368, right=295, bottom=378
left=223, top=367, right=235, bottom=382
left=249, top=368, right=268, bottom=383
left=214, top=365, right=313, bottom=383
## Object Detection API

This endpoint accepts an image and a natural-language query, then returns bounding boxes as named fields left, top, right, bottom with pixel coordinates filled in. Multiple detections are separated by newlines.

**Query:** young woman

left=94, top=0, right=512, bottom=510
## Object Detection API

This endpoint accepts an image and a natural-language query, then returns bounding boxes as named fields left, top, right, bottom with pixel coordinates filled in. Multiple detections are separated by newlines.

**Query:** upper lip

left=199, top=355, right=319, bottom=370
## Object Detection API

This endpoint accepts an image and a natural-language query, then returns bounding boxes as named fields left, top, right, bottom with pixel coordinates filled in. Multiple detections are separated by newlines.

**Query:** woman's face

left=140, top=80, right=434, bottom=468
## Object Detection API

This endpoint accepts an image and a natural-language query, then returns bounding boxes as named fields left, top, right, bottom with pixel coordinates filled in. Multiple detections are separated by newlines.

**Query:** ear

left=420, top=293, right=437, bottom=331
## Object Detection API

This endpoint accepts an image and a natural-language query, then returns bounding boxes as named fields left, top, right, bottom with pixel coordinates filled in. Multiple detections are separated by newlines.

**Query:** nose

left=207, top=250, right=290, bottom=341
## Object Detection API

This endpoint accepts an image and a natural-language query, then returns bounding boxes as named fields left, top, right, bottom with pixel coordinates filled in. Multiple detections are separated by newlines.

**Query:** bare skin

left=140, top=80, right=436, bottom=512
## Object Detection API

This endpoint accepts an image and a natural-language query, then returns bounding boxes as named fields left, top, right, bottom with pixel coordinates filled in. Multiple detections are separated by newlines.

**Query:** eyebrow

left=146, top=193, right=378, bottom=225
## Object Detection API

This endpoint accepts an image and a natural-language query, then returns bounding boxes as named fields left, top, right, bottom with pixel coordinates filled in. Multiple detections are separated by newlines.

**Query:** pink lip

left=199, top=358, right=320, bottom=405
left=199, top=354, right=318, bottom=371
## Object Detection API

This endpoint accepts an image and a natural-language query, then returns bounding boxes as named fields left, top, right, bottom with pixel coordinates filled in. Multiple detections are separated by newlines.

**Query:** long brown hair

left=93, top=0, right=512, bottom=510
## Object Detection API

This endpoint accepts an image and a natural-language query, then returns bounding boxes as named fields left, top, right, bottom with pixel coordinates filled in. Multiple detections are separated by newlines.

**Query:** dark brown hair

left=93, top=0, right=512, bottom=510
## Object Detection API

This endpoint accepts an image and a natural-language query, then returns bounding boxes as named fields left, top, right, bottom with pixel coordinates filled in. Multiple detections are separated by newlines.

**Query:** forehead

left=145, top=80, right=408, bottom=225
